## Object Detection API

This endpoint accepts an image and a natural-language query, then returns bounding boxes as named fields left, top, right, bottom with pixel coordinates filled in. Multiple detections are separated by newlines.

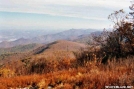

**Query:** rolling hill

left=31, top=40, right=87, bottom=60
left=0, top=43, right=42, bottom=63
left=0, top=40, right=87, bottom=64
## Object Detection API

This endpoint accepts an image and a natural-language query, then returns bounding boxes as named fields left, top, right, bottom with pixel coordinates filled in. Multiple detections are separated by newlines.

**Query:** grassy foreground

left=0, top=57, right=134, bottom=89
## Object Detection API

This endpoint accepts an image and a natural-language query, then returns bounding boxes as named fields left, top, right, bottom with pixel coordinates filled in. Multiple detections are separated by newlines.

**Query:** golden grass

left=0, top=57, right=133, bottom=89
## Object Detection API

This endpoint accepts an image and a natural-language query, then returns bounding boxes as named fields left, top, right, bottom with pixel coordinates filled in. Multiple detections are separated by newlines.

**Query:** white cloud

left=44, top=0, right=130, bottom=8
left=0, top=0, right=131, bottom=29
left=0, top=0, right=130, bottom=20
left=4, top=0, right=128, bottom=8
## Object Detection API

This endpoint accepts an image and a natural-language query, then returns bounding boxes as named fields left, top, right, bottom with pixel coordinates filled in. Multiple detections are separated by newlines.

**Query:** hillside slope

left=31, top=40, right=87, bottom=60
left=0, top=40, right=87, bottom=65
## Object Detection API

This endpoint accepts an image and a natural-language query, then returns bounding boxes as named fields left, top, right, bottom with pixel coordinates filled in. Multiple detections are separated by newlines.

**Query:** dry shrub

left=25, top=57, right=76, bottom=74
left=28, top=57, right=48, bottom=74
left=0, top=68, right=15, bottom=77
left=0, top=57, right=133, bottom=88
left=75, top=46, right=102, bottom=67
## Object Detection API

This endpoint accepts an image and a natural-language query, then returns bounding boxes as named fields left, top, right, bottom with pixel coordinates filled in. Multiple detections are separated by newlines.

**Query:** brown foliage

left=92, top=10, right=134, bottom=64
left=0, top=57, right=133, bottom=89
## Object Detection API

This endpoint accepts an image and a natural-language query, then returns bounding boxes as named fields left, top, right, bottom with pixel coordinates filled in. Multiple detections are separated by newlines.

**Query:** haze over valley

left=0, top=29, right=100, bottom=48
left=0, top=29, right=61, bottom=42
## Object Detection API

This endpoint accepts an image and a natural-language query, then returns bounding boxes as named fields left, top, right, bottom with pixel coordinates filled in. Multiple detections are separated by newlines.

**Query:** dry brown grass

left=0, top=57, right=133, bottom=89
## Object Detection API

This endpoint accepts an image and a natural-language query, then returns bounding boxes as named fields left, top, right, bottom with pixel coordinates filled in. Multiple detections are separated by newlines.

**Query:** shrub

left=93, top=10, right=134, bottom=63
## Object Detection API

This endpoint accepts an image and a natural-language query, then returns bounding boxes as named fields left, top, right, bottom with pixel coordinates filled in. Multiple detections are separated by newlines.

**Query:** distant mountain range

left=74, top=31, right=102, bottom=44
left=0, top=29, right=101, bottom=48
left=0, top=29, right=60, bottom=42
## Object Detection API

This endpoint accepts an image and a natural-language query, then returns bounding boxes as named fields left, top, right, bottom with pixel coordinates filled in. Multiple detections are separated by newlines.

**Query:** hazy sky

left=0, top=0, right=131, bottom=30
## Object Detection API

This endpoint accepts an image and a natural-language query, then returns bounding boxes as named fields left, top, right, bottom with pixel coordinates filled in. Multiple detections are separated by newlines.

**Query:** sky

left=0, top=0, right=131, bottom=30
